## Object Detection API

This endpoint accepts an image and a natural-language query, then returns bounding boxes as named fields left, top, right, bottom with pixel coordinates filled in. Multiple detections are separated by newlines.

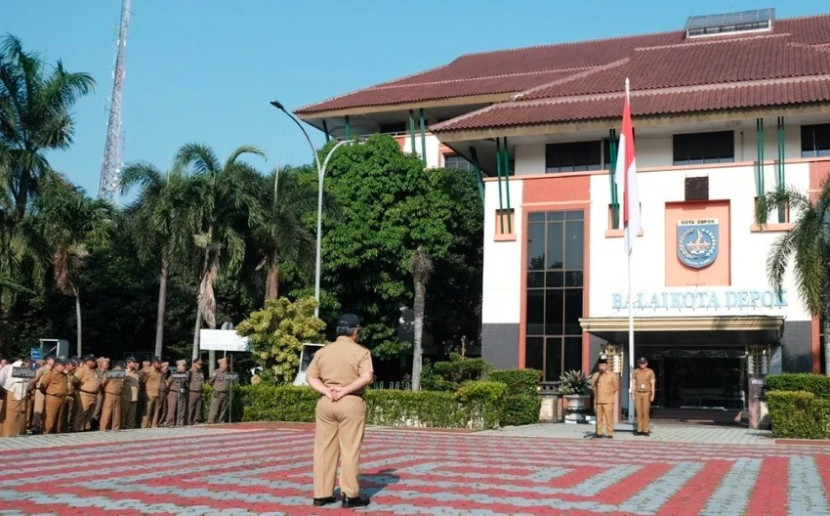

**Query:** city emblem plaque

left=677, top=218, right=719, bottom=269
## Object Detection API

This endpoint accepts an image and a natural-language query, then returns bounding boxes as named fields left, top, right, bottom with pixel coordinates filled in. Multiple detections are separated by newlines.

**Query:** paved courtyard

left=1, top=422, right=829, bottom=515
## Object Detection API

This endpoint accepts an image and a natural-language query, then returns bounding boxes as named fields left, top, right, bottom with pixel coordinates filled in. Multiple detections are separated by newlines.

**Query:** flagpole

left=625, top=78, right=635, bottom=426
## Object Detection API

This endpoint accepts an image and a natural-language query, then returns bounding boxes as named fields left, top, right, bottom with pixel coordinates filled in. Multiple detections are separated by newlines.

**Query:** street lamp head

left=270, top=100, right=286, bottom=111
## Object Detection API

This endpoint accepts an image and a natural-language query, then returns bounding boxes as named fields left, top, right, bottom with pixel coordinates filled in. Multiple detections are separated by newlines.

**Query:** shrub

left=559, top=370, right=591, bottom=395
left=489, top=369, right=542, bottom=397
left=501, top=395, right=541, bottom=426
left=766, top=374, right=830, bottom=398
left=766, top=390, right=828, bottom=438
left=422, top=353, right=492, bottom=391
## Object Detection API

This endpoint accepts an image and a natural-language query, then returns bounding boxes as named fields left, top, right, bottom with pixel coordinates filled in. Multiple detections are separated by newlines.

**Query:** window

left=526, top=210, right=584, bottom=381
left=801, top=124, right=830, bottom=158
left=673, top=131, right=734, bottom=165
left=445, top=154, right=475, bottom=172
left=545, top=141, right=602, bottom=173
left=685, top=177, right=709, bottom=201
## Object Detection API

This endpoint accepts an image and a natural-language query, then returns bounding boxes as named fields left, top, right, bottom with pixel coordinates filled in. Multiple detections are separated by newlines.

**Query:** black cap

left=598, top=356, right=608, bottom=364
left=193, top=358, right=203, bottom=365
left=54, top=357, right=66, bottom=365
left=638, top=356, right=648, bottom=363
left=152, top=356, right=163, bottom=363
left=69, top=357, right=80, bottom=365
left=337, top=313, right=361, bottom=329
left=45, top=354, right=56, bottom=361
left=125, top=356, right=137, bottom=363
left=115, top=361, right=126, bottom=368
left=82, top=354, right=95, bottom=362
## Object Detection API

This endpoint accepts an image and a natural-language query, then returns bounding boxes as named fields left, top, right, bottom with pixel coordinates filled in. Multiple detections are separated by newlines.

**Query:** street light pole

left=270, top=100, right=351, bottom=318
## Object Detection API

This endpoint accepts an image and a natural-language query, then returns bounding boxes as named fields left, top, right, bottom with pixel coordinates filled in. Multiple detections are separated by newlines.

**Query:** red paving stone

left=0, top=422, right=829, bottom=515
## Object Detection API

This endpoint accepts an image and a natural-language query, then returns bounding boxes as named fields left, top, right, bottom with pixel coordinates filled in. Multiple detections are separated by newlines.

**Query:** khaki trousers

left=32, top=390, right=45, bottom=429
left=141, top=396, right=158, bottom=428
left=166, top=390, right=186, bottom=426
left=121, top=399, right=137, bottom=429
left=635, top=393, right=651, bottom=433
left=208, top=392, right=228, bottom=423
left=313, top=396, right=366, bottom=498
left=63, top=395, right=74, bottom=432
left=1, top=394, right=26, bottom=437
left=73, top=393, right=97, bottom=431
left=100, top=393, right=121, bottom=431
left=187, top=391, right=203, bottom=425
left=43, top=394, right=65, bottom=434
left=595, top=402, right=614, bottom=436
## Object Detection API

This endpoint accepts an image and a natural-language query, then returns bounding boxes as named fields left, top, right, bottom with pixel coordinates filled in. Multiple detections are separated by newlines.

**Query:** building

left=297, top=9, right=830, bottom=411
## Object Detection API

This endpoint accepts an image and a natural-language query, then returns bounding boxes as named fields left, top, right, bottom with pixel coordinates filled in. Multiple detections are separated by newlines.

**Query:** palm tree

left=122, top=162, right=198, bottom=358
left=0, top=35, right=94, bottom=220
left=25, top=174, right=112, bottom=355
left=410, top=245, right=433, bottom=391
left=757, top=182, right=830, bottom=375
left=175, top=143, right=264, bottom=366
left=252, top=166, right=315, bottom=303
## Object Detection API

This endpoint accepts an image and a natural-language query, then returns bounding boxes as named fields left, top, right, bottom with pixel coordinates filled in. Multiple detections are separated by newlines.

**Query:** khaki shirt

left=632, top=367, right=655, bottom=394
left=34, top=364, right=51, bottom=389
left=41, top=370, right=68, bottom=397
left=591, top=370, right=619, bottom=405
left=143, top=368, right=162, bottom=398
left=75, top=365, right=100, bottom=396
left=102, top=375, right=124, bottom=395
left=65, top=372, right=75, bottom=395
left=306, top=336, right=374, bottom=396
left=189, top=369, right=205, bottom=392
left=123, top=370, right=140, bottom=402
left=210, top=370, right=231, bottom=393
left=168, top=372, right=187, bottom=393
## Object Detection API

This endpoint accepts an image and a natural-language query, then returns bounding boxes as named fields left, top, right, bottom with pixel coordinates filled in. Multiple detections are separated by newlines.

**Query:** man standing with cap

left=30, top=355, right=54, bottom=433
left=121, top=357, right=140, bottom=429
left=0, top=357, right=32, bottom=437
left=207, top=358, right=231, bottom=424
left=39, top=358, right=68, bottom=434
left=632, top=357, right=656, bottom=436
left=63, top=358, right=78, bottom=432
left=99, top=361, right=124, bottom=431
left=141, top=357, right=163, bottom=428
left=73, top=354, right=100, bottom=431
left=591, top=356, right=619, bottom=439
left=165, top=359, right=188, bottom=427
left=306, top=313, right=374, bottom=509
left=187, top=358, right=205, bottom=425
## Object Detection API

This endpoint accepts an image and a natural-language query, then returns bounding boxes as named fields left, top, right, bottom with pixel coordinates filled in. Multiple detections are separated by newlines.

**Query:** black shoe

left=634, top=431, right=642, bottom=436
left=644, top=431, right=650, bottom=436
left=312, top=496, right=336, bottom=507
left=605, top=435, right=613, bottom=439
left=342, top=495, right=371, bottom=508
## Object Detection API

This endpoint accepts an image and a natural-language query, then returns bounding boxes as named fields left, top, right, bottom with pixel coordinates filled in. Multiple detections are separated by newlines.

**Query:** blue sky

left=4, top=1, right=828, bottom=199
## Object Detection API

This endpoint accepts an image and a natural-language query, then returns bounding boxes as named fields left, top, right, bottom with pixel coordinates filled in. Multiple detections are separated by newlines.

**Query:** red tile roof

left=297, top=13, right=830, bottom=131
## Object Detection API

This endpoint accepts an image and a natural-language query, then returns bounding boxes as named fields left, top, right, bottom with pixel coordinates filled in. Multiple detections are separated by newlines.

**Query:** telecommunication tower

left=98, top=0, right=131, bottom=202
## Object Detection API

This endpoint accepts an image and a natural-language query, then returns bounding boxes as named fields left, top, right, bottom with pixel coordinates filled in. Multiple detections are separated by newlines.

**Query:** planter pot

left=564, top=394, right=591, bottom=412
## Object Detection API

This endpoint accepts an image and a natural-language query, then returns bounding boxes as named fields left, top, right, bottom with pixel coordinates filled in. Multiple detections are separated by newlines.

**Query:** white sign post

left=199, top=329, right=250, bottom=423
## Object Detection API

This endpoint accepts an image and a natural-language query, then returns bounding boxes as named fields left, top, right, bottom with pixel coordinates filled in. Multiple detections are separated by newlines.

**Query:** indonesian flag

left=614, top=82, right=640, bottom=255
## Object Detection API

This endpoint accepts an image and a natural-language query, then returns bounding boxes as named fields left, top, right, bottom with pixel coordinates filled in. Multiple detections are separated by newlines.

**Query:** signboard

left=169, top=372, right=189, bottom=381
left=224, top=373, right=239, bottom=381
left=12, top=367, right=36, bottom=379
left=199, top=330, right=251, bottom=352
left=612, top=289, right=788, bottom=311
left=293, top=343, right=325, bottom=386
left=106, top=370, right=126, bottom=379
left=30, top=348, right=42, bottom=361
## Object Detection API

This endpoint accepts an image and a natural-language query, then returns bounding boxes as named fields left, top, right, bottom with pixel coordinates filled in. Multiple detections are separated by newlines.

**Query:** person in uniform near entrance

left=63, top=358, right=78, bottom=432
left=165, top=359, right=188, bottom=426
left=121, top=357, right=140, bottom=429
left=187, top=359, right=205, bottom=425
left=73, top=354, right=100, bottom=431
left=99, top=361, right=124, bottom=431
left=632, top=357, right=656, bottom=436
left=306, top=313, right=374, bottom=509
left=207, top=358, right=231, bottom=424
left=30, top=355, right=54, bottom=433
left=0, top=358, right=32, bottom=437
left=591, top=356, right=619, bottom=438
left=141, top=357, right=163, bottom=428
left=92, top=357, right=110, bottom=428
left=39, top=358, right=68, bottom=435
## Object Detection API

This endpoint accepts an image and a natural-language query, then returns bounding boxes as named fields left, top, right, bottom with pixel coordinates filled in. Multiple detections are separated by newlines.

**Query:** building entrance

left=643, top=349, right=744, bottom=410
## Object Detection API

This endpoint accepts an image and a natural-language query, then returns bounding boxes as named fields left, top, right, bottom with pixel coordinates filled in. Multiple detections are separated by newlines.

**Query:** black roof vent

left=685, top=8, right=774, bottom=38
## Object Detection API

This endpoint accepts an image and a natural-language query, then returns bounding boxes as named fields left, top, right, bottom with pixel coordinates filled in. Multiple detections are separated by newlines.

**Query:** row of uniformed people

left=0, top=354, right=234, bottom=437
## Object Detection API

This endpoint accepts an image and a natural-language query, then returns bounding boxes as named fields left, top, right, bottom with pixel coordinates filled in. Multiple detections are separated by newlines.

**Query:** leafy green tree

left=175, top=144, right=265, bottom=364
left=122, top=162, right=199, bottom=357
left=758, top=183, right=830, bottom=375
left=236, top=296, right=325, bottom=384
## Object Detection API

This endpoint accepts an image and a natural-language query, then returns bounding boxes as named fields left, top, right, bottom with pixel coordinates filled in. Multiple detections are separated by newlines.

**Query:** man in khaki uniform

left=73, top=355, right=101, bottom=431
left=30, top=356, right=53, bottom=432
left=100, top=361, right=124, bottom=431
left=39, top=358, right=68, bottom=435
left=0, top=358, right=32, bottom=437
left=156, top=362, right=170, bottom=426
left=187, top=359, right=205, bottom=425
left=141, top=357, right=163, bottom=428
left=591, top=356, right=619, bottom=438
left=92, top=357, right=110, bottom=427
left=306, top=313, right=373, bottom=509
left=63, top=358, right=78, bottom=432
left=207, top=358, right=231, bottom=424
left=165, top=359, right=188, bottom=426
left=632, top=356, right=656, bottom=436
left=121, top=357, right=140, bottom=429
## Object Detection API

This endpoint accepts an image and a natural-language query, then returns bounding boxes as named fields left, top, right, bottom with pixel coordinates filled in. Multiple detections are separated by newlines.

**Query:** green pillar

left=777, top=116, right=786, bottom=222
left=469, top=146, right=485, bottom=203
left=344, top=116, right=351, bottom=140
left=609, top=129, right=619, bottom=229
left=419, top=108, right=427, bottom=166
left=495, top=138, right=505, bottom=234
left=756, top=118, right=765, bottom=198
left=321, top=120, right=330, bottom=143
left=408, top=109, right=417, bottom=156
left=502, top=137, right=513, bottom=234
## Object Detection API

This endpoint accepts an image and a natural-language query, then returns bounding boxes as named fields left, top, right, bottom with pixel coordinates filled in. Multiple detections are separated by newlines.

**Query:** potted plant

left=559, top=370, right=591, bottom=412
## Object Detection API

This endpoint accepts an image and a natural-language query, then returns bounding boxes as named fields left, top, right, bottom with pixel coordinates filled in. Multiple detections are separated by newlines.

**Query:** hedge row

left=766, top=391, right=830, bottom=439
left=224, top=381, right=507, bottom=429
left=766, top=374, right=830, bottom=398
left=488, top=369, right=542, bottom=426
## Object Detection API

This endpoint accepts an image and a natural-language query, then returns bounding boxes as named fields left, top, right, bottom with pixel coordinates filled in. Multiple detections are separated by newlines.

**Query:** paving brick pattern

left=1, top=423, right=829, bottom=515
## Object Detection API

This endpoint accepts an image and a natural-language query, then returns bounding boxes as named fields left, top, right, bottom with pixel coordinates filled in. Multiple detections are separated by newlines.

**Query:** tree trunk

left=74, top=285, right=82, bottom=356
left=192, top=305, right=201, bottom=362
left=264, top=255, right=280, bottom=302
left=154, top=255, right=169, bottom=358
left=412, top=278, right=425, bottom=391
left=824, top=316, right=830, bottom=376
